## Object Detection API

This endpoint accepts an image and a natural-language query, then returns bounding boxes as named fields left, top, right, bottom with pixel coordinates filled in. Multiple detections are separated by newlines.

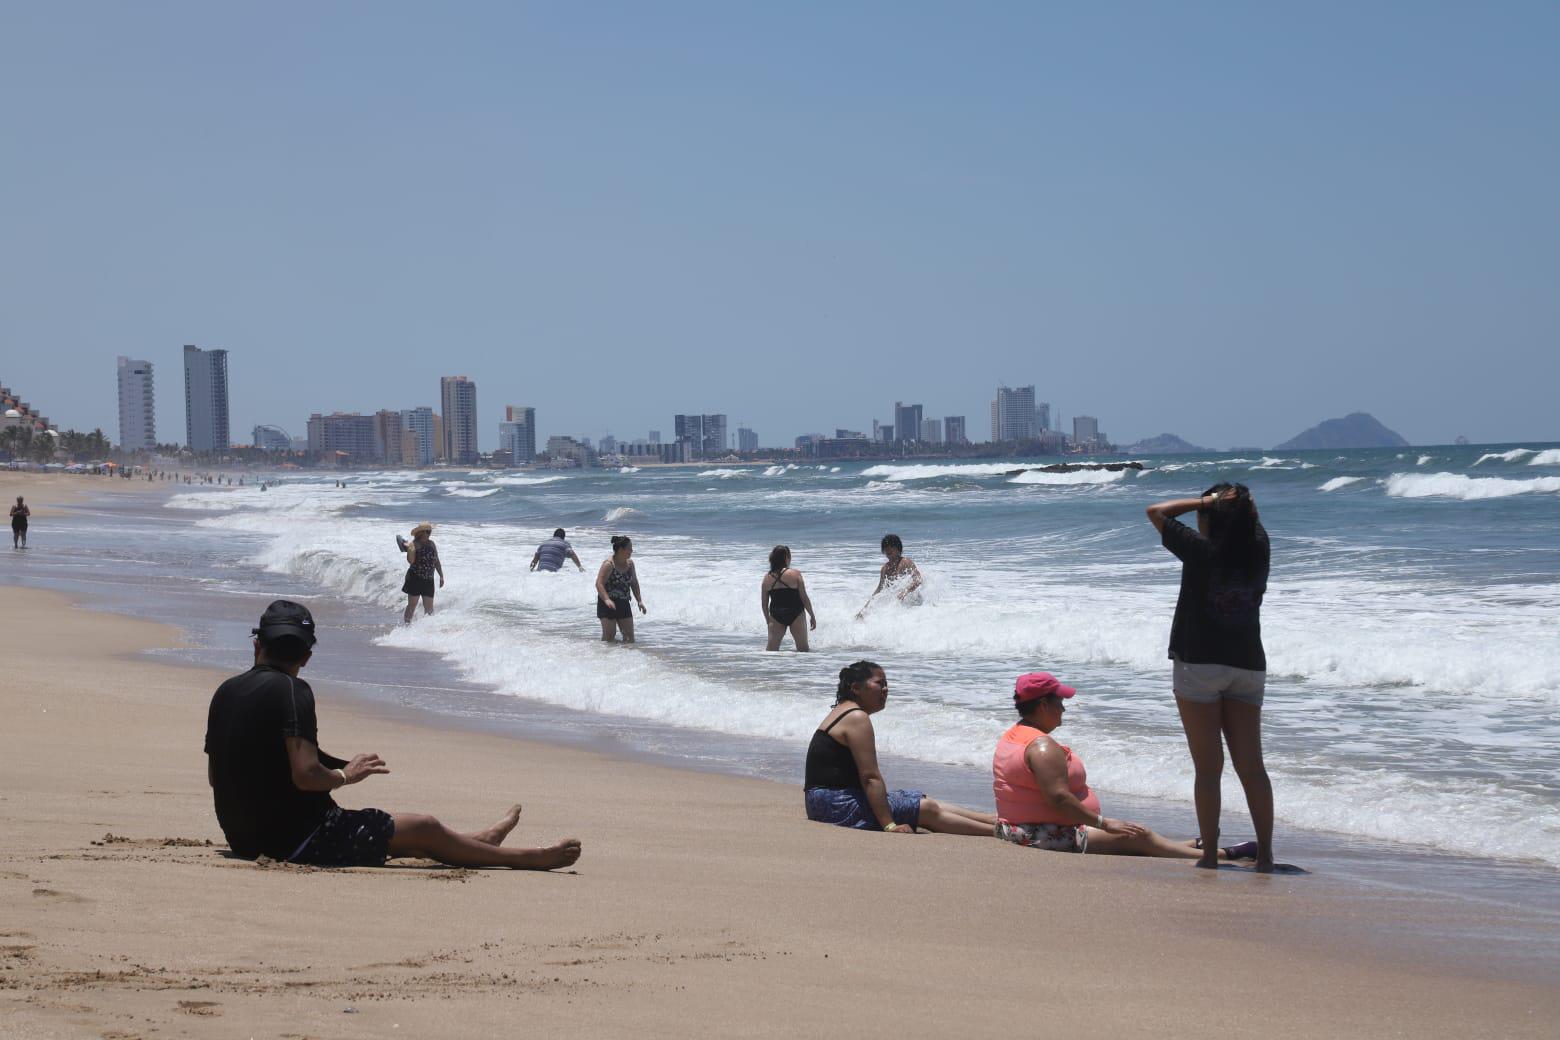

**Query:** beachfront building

left=1072, top=415, right=1100, bottom=449
left=1035, top=401, right=1052, bottom=433
left=674, top=413, right=728, bottom=460
left=502, top=405, right=537, bottom=463
left=737, top=427, right=759, bottom=452
left=498, top=421, right=533, bottom=465
left=116, top=356, right=156, bottom=453
left=400, top=406, right=437, bottom=466
left=894, top=402, right=923, bottom=444
left=919, top=418, right=943, bottom=444
left=944, top=416, right=967, bottom=445
left=373, top=409, right=404, bottom=465
left=544, top=435, right=596, bottom=468
left=439, top=375, right=479, bottom=465
left=306, top=412, right=379, bottom=465
left=252, top=425, right=291, bottom=452
left=991, top=384, right=1037, bottom=443
left=183, top=345, right=230, bottom=454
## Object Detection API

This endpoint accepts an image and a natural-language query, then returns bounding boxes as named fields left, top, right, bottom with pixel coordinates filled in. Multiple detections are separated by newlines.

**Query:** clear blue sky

left=3, top=2, right=1556, bottom=449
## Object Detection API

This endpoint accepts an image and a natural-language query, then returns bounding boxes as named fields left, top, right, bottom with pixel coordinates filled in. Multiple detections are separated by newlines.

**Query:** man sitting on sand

left=531, top=528, right=584, bottom=572
left=204, top=600, right=582, bottom=870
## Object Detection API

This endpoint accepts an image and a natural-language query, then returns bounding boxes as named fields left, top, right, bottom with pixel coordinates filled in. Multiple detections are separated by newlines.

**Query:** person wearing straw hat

left=400, top=522, right=444, bottom=623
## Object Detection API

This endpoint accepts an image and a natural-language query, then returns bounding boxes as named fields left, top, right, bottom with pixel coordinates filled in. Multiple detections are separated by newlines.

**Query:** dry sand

left=1, top=477, right=1556, bottom=1038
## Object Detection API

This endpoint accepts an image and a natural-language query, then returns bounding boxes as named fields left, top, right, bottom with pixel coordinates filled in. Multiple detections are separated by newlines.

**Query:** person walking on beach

left=10, top=496, right=29, bottom=549
left=401, top=522, right=443, bottom=623
left=992, top=672, right=1257, bottom=861
left=856, top=534, right=922, bottom=618
left=595, top=535, right=645, bottom=642
left=762, top=545, right=817, bottom=651
left=1147, top=483, right=1276, bottom=871
left=531, top=528, right=584, bottom=572
left=805, top=661, right=997, bottom=835
left=204, top=600, right=581, bottom=869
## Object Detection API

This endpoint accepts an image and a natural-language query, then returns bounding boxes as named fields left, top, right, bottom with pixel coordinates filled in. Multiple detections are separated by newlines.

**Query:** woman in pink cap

left=991, top=672, right=1257, bottom=860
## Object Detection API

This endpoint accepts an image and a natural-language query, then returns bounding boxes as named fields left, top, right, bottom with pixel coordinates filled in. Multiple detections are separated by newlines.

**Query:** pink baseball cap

left=1014, top=672, right=1076, bottom=703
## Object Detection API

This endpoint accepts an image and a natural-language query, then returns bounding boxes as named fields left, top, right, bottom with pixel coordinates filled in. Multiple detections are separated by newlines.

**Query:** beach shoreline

left=2, top=473, right=1558, bottom=1037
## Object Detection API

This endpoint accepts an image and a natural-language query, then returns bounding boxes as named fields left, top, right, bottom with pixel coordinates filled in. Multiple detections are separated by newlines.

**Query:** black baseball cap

left=252, top=600, right=317, bottom=647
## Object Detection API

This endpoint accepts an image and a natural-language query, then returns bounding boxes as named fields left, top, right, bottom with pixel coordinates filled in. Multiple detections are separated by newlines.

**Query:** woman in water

left=1147, top=483, right=1275, bottom=871
left=400, top=522, right=444, bottom=623
left=804, top=661, right=997, bottom=836
left=761, top=545, right=816, bottom=651
left=992, top=672, right=1256, bottom=861
left=10, top=495, right=29, bottom=549
left=856, top=533, right=922, bottom=618
left=595, top=535, right=646, bottom=642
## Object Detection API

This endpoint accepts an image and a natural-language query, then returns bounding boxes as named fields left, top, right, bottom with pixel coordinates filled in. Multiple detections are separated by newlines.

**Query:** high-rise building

left=674, top=413, right=728, bottom=459
left=503, top=405, right=537, bottom=463
left=432, top=413, right=446, bottom=461
left=738, top=427, right=759, bottom=452
left=306, top=412, right=380, bottom=464
left=919, top=418, right=943, bottom=444
left=943, top=415, right=967, bottom=445
left=893, top=402, right=923, bottom=443
left=116, top=356, right=156, bottom=452
left=252, top=425, right=290, bottom=452
left=373, top=409, right=404, bottom=465
left=879, top=424, right=894, bottom=443
left=990, top=384, right=1037, bottom=443
left=1035, top=401, right=1051, bottom=433
left=400, top=407, right=437, bottom=466
left=1072, top=415, right=1100, bottom=448
left=648, top=429, right=661, bottom=444
left=439, top=375, right=479, bottom=464
left=183, top=345, right=230, bottom=453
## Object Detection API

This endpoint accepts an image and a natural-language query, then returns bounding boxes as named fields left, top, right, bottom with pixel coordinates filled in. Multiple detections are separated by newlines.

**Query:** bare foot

left=1195, top=856, right=1220, bottom=869
left=475, top=804, right=523, bottom=846
left=516, top=839, right=582, bottom=871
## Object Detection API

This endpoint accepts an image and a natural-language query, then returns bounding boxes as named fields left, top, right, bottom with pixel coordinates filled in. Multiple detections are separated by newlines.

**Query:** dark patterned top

left=604, top=562, right=632, bottom=600
left=410, top=539, right=440, bottom=579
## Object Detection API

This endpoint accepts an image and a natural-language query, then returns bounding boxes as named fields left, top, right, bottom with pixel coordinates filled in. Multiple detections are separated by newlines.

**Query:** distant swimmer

left=762, top=545, right=816, bottom=651
left=595, top=535, right=646, bottom=643
left=10, top=496, right=29, bottom=549
left=400, top=522, right=444, bottom=623
left=204, top=600, right=581, bottom=870
left=856, top=533, right=922, bottom=618
left=804, top=661, right=997, bottom=836
left=531, top=528, right=584, bottom=572
left=992, top=672, right=1258, bottom=862
left=1147, top=483, right=1276, bottom=872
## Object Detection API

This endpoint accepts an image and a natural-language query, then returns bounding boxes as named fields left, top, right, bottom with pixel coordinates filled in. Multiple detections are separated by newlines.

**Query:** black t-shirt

left=1161, top=517, right=1269, bottom=672
left=204, top=665, right=336, bottom=859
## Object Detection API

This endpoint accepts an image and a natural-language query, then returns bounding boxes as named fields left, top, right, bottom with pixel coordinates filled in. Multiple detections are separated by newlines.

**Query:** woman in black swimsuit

left=10, top=496, right=29, bottom=549
left=595, top=535, right=646, bottom=643
left=761, top=545, right=817, bottom=652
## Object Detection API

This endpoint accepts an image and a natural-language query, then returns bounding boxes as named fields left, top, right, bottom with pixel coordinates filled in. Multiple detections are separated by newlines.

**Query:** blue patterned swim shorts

left=804, top=787, right=923, bottom=830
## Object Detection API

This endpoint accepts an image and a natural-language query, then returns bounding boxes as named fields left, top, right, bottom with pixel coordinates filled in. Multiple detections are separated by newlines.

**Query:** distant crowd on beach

left=203, top=478, right=1277, bottom=875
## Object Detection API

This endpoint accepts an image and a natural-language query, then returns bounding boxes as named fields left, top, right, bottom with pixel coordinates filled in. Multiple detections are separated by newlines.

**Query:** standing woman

left=10, top=496, right=29, bottom=549
left=1147, top=483, right=1275, bottom=871
left=401, top=522, right=444, bottom=623
left=595, top=535, right=646, bottom=642
left=761, top=545, right=816, bottom=651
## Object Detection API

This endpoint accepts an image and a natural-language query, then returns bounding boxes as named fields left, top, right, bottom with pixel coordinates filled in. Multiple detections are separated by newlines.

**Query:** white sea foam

left=1318, top=476, right=1366, bottom=492
left=618, top=466, right=641, bottom=474
left=1417, top=455, right=1433, bottom=466
left=443, top=487, right=500, bottom=498
left=863, top=480, right=904, bottom=491
left=1473, top=449, right=1537, bottom=465
left=602, top=506, right=641, bottom=522
left=491, top=475, right=564, bottom=486
left=697, top=468, right=749, bottom=479
left=1528, top=449, right=1560, bottom=466
left=1007, top=469, right=1128, bottom=486
left=762, top=464, right=800, bottom=477
left=861, top=462, right=1024, bottom=481
left=1385, top=472, right=1560, bottom=501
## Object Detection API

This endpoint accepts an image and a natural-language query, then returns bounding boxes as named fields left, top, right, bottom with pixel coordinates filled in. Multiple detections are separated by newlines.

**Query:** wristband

left=334, top=768, right=348, bottom=787
left=883, top=822, right=899, bottom=832
left=1096, top=814, right=1104, bottom=829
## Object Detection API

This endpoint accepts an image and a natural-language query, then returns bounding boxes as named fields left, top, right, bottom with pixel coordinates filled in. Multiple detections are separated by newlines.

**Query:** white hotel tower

left=116, top=356, right=156, bottom=452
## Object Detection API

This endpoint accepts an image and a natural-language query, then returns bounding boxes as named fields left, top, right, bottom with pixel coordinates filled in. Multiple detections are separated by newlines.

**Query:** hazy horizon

left=3, top=3, right=1556, bottom=450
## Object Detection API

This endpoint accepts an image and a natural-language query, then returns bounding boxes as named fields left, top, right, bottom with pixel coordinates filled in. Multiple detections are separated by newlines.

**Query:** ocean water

left=144, top=443, right=1560, bottom=872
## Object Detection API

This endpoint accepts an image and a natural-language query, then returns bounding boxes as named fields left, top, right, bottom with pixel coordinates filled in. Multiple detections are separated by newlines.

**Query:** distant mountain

left=1275, top=412, right=1409, bottom=451
left=1125, top=433, right=1209, bottom=455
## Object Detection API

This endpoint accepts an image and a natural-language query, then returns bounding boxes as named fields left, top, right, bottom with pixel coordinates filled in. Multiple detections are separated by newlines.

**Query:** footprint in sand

left=32, top=887, right=90, bottom=903
left=177, top=1000, right=222, bottom=1016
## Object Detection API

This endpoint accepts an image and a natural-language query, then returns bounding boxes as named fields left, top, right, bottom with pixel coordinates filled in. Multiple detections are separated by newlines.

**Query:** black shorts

left=402, top=571, right=435, bottom=597
left=596, top=596, right=631, bottom=620
left=10, top=518, right=25, bottom=532
left=289, top=806, right=395, bottom=867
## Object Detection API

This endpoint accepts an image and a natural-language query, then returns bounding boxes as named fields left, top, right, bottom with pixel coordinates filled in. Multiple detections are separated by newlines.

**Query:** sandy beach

left=2, top=474, right=1557, bottom=1038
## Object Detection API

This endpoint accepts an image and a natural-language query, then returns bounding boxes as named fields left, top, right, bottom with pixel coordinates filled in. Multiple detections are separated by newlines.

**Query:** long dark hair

left=768, top=545, right=790, bottom=576
left=1201, top=482, right=1263, bottom=570
left=610, top=535, right=632, bottom=556
left=836, top=660, right=883, bottom=703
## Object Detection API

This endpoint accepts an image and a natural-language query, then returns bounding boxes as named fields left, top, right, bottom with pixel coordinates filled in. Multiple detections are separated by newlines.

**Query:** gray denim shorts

left=1173, top=656, right=1265, bottom=706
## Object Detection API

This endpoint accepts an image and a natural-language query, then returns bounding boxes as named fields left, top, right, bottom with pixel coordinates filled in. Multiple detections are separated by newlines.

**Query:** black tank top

left=803, top=707, right=865, bottom=790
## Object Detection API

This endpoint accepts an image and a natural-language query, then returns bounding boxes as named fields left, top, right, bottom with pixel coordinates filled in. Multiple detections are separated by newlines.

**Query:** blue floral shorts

left=804, top=787, right=923, bottom=830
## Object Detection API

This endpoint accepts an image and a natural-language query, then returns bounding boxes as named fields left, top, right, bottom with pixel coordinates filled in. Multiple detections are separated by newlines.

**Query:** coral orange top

left=992, top=722, right=1100, bottom=824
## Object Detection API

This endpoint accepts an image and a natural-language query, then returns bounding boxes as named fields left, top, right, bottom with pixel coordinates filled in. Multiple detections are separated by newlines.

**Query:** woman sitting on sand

left=762, top=545, right=816, bottom=651
left=805, top=661, right=997, bottom=835
left=992, top=672, right=1256, bottom=862
left=595, top=535, right=646, bottom=642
